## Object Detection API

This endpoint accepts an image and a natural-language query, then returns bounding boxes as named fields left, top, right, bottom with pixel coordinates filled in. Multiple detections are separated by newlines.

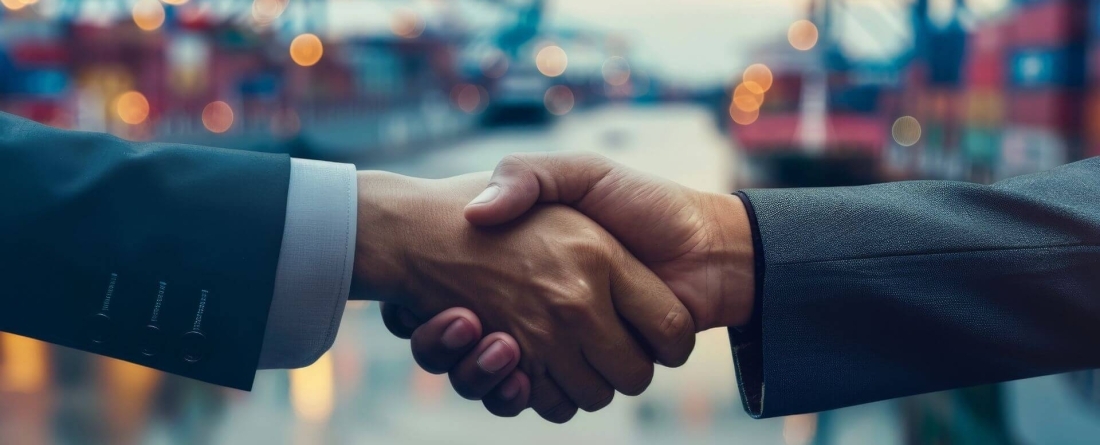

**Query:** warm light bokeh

left=0, top=0, right=26, bottom=11
left=290, top=352, right=335, bottom=423
left=729, top=103, right=760, bottom=125
left=733, top=82, right=765, bottom=112
left=788, top=20, right=819, bottom=51
left=289, top=33, right=324, bottom=67
left=0, top=334, right=48, bottom=393
left=115, top=91, right=151, bottom=125
left=132, top=0, right=166, bottom=32
left=161, top=0, right=189, bottom=5
left=202, top=101, right=234, bottom=133
left=742, top=64, right=773, bottom=93
left=544, top=85, right=575, bottom=116
left=391, top=10, right=425, bottom=39
left=892, top=116, right=922, bottom=146
left=536, top=45, right=568, bottom=77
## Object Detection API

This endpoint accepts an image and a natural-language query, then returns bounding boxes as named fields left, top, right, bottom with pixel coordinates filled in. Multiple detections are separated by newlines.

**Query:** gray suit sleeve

left=732, top=157, right=1100, bottom=418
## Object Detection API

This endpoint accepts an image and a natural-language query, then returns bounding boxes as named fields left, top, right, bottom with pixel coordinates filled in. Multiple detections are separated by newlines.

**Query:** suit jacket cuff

left=258, top=158, right=357, bottom=369
left=728, top=191, right=766, bottom=417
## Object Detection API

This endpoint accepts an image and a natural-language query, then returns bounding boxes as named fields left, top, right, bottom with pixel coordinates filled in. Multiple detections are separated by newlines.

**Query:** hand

left=352, top=171, right=696, bottom=422
left=465, top=152, right=756, bottom=331
left=381, top=305, right=531, bottom=417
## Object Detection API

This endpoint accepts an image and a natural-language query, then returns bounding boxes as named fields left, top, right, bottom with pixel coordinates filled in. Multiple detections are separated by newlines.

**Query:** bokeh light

left=544, top=85, right=575, bottom=116
left=733, top=82, right=765, bottom=112
left=742, top=64, right=773, bottom=93
left=536, top=45, right=568, bottom=77
left=729, top=103, right=760, bottom=125
left=0, top=333, right=48, bottom=393
left=788, top=20, right=819, bottom=51
left=602, top=56, right=631, bottom=86
left=0, top=0, right=26, bottom=11
left=251, top=0, right=287, bottom=25
left=114, top=91, right=150, bottom=125
left=391, top=10, right=424, bottom=39
left=480, top=50, right=510, bottom=79
left=132, top=0, right=166, bottom=31
left=162, top=0, right=188, bottom=5
left=202, top=101, right=234, bottom=133
left=289, top=352, right=334, bottom=423
left=892, top=116, right=922, bottom=146
left=290, top=33, right=324, bottom=67
left=451, top=84, right=488, bottom=114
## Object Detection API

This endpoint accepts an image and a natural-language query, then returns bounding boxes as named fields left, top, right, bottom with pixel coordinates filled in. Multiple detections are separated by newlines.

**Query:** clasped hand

left=352, top=153, right=755, bottom=423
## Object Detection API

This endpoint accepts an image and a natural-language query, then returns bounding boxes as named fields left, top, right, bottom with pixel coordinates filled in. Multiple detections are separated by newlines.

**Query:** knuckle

left=579, top=387, right=615, bottom=412
left=658, top=305, right=695, bottom=359
left=538, top=398, right=578, bottom=424
left=619, top=361, right=655, bottom=396
left=449, top=373, right=484, bottom=401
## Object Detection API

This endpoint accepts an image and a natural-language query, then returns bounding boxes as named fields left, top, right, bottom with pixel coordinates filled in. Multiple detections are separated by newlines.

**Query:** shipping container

left=1009, top=0, right=1087, bottom=47
left=962, top=126, right=1001, bottom=165
left=965, top=53, right=1006, bottom=89
left=965, top=89, right=1006, bottom=126
left=1008, top=89, right=1082, bottom=132
left=1009, top=46, right=1086, bottom=87
left=998, top=125, right=1069, bottom=178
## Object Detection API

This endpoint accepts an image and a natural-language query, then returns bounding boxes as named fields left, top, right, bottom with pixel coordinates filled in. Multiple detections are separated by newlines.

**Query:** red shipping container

left=1008, top=1, right=1087, bottom=47
left=1008, top=89, right=1083, bottom=133
left=969, top=20, right=1007, bottom=59
left=965, top=53, right=1005, bottom=89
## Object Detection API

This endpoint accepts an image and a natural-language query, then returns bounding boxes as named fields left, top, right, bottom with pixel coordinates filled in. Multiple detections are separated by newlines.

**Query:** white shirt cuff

left=258, top=158, right=357, bottom=369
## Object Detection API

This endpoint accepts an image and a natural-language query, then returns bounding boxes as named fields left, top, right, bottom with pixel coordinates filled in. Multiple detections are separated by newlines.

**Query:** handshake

left=351, top=152, right=757, bottom=423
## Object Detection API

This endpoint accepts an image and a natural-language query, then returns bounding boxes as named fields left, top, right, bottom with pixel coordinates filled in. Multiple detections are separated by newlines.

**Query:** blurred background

left=2, top=0, right=1100, bottom=443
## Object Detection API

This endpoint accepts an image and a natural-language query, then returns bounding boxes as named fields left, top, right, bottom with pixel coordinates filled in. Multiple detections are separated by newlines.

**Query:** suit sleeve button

left=180, top=331, right=206, bottom=363
left=88, top=313, right=112, bottom=344
left=140, top=325, right=163, bottom=356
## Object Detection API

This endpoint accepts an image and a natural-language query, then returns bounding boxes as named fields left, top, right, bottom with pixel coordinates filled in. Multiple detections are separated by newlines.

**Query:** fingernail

left=499, top=376, right=522, bottom=401
left=467, top=185, right=500, bottom=206
left=477, top=341, right=513, bottom=373
left=441, top=320, right=475, bottom=349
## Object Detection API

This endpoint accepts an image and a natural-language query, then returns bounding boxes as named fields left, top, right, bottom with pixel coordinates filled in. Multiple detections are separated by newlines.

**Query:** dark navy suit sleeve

left=0, top=112, right=290, bottom=390
left=730, top=157, right=1100, bottom=418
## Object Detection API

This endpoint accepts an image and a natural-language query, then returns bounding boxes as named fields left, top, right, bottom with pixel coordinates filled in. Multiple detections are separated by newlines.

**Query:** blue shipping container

left=15, top=69, right=69, bottom=97
left=1009, top=46, right=1085, bottom=87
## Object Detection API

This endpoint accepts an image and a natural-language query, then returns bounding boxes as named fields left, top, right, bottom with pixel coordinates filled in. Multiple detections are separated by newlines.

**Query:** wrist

left=351, top=171, right=416, bottom=300
left=700, top=192, right=756, bottom=329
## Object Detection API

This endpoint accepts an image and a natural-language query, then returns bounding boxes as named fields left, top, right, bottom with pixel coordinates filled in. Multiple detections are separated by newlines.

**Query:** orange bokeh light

left=202, top=101, right=234, bottom=134
left=733, top=82, right=765, bottom=112
left=1, top=0, right=25, bottom=11
left=115, top=91, right=151, bottom=125
left=729, top=103, right=760, bottom=125
left=742, top=64, right=773, bottom=93
left=788, top=20, right=819, bottom=51
left=133, top=0, right=166, bottom=31
left=290, top=33, right=324, bottom=67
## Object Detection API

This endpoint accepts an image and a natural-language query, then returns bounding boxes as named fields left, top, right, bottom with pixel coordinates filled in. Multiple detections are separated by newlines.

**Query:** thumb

left=464, top=153, right=616, bottom=226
